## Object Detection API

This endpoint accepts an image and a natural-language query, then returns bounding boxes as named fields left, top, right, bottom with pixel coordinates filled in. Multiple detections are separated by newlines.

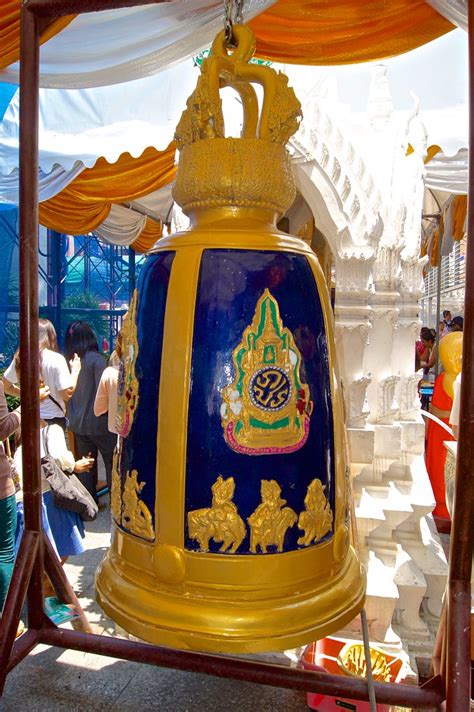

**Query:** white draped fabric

left=0, top=162, right=85, bottom=204
left=0, top=60, right=196, bottom=174
left=0, top=1, right=276, bottom=89
left=424, top=148, right=468, bottom=195
left=425, top=0, right=467, bottom=31
left=128, top=183, right=174, bottom=223
left=94, top=204, right=148, bottom=246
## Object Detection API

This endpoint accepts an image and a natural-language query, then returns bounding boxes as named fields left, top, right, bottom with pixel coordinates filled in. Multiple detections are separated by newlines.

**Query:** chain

left=224, top=0, right=245, bottom=48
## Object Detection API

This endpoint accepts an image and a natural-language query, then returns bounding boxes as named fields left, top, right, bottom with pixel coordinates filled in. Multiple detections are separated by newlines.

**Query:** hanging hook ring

left=223, top=0, right=245, bottom=49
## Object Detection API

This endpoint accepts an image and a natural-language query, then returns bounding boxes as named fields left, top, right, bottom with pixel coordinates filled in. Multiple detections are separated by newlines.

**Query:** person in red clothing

left=425, top=331, right=462, bottom=530
left=415, top=326, right=436, bottom=372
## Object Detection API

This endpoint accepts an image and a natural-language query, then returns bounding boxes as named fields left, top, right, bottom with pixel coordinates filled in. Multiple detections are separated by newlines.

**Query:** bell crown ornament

left=172, top=25, right=301, bottom=217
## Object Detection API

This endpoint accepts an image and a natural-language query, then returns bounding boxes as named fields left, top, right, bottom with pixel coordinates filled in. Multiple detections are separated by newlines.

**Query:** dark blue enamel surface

left=185, top=249, right=335, bottom=553
left=118, top=251, right=174, bottom=534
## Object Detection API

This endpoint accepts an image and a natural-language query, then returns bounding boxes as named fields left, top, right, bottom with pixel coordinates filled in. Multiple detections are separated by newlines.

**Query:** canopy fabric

left=0, top=162, right=86, bottom=204
left=421, top=194, right=467, bottom=265
left=425, top=0, right=467, bottom=31
left=0, top=1, right=275, bottom=88
left=0, top=3, right=74, bottom=72
left=249, top=1, right=454, bottom=65
left=424, top=148, right=468, bottom=195
left=0, top=58, right=197, bottom=174
left=94, top=204, right=147, bottom=246
left=0, top=1, right=454, bottom=88
left=128, top=218, right=163, bottom=253
left=38, top=144, right=177, bottom=235
left=95, top=205, right=162, bottom=253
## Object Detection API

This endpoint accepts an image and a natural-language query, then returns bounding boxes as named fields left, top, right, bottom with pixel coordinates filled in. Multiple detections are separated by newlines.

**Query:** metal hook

left=223, top=0, right=245, bottom=49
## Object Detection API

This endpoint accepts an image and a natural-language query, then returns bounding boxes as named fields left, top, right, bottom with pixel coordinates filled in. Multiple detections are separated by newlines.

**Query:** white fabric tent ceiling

left=0, top=1, right=468, bottom=247
left=0, top=1, right=276, bottom=89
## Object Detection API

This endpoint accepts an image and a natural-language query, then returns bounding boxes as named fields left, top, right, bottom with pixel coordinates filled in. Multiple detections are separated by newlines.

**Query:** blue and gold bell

left=96, top=25, right=365, bottom=653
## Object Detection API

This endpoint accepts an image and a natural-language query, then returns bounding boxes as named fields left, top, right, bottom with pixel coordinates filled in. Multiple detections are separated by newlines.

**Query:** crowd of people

left=416, top=307, right=464, bottom=533
left=0, top=318, right=120, bottom=628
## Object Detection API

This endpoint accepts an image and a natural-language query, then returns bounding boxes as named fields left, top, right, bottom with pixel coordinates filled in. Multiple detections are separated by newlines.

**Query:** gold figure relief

left=188, top=476, right=246, bottom=553
left=297, top=479, right=333, bottom=546
left=122, top=469, right=154, bottom=541
left=110, top=449, right=122, bottom=524
left=248, top=480, right=297, bottom=554
left=221, top=289, right=312, bottom=456
left=116, top=289, right=140, bottom=438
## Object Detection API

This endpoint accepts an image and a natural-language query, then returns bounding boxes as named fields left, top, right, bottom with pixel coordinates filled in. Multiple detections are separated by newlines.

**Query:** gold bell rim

left=96, top=548, right=366, bottom=653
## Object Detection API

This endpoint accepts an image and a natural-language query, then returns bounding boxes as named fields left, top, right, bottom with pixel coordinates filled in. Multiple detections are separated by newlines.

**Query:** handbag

left=41, top=427, right=98, bottom=522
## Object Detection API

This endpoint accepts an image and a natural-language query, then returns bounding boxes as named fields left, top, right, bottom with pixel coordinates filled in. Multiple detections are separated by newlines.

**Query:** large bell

left=96, top=25, right=365, bottom=653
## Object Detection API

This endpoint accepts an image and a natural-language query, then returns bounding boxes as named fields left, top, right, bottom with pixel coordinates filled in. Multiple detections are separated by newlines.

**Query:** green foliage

left=61, top=291, right=109, bottom=345
left=5, top=391, right=19, bottom=412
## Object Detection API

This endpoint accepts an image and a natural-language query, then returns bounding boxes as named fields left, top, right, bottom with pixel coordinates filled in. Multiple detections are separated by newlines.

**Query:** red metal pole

left=26, top=0, right=172, bottom=20
left=38, top=628, right=444, bottom=710
left=446, top=1, right=474, bottom=708
left=0, top=531, right=39, bottom=692
left=19, top=5, right=44, bottom=629
left=43, top=534, right=92, bottom=633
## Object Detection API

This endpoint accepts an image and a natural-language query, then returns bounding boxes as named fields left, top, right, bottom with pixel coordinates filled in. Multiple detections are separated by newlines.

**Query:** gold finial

left=173, top=25, right=302, bottom=217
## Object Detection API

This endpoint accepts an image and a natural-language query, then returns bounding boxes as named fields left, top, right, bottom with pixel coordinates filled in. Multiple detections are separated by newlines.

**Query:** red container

left=301, top=638, right=405, bottom=711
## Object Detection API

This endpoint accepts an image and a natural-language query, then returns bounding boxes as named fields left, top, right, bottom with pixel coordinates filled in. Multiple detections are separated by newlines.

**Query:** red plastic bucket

left=301, top=639, right=405, bottom=711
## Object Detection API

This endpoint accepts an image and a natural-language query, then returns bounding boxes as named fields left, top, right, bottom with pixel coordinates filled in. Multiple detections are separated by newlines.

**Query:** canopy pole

left=435, top=217, right=442, bottom=378
left=18, top=3, right=45, bottom=630
left=445, top=0, right=474, bottom=707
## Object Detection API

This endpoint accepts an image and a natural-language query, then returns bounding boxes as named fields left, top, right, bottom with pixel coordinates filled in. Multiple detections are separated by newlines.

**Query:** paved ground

left=1, top=505, right=310, bottom=712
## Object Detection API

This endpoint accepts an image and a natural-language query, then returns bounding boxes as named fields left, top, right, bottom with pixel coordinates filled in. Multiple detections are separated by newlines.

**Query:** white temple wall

left=289, top=69, right=447, bottom=670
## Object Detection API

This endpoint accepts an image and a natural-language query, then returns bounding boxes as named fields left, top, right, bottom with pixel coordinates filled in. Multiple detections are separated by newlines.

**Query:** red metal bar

left=26, top=0, right=172, bottom=20
left=43, top=534, right=92, bottom=633
left=6, top=630, right=41, bottom=674
left=38, top=628, right=444, bottom=709
left=18, top=5, right=45, bottom=631
left=446, top=1, right=474, bottom=709
left=0, top=532, right=39, bottom=692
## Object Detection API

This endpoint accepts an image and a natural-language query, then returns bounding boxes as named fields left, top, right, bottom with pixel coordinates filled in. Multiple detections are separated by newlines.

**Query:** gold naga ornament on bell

left=96, top=23, right=366, bottom=653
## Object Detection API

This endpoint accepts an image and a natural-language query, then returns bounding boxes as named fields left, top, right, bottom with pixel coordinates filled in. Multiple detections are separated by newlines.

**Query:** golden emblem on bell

left=96, top=23, right=365, bottom=653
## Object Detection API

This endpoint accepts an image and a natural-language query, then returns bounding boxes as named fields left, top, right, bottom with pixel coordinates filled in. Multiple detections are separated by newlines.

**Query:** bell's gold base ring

left=96, top=546, right=366, bottom=654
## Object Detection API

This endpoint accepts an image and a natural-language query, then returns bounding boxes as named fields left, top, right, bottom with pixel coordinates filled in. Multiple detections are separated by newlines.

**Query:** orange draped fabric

left=0, top=2, right=74, bottom=71
left=0, top=1, right=454, bottom=73
left=452, top=195, right=468, bottom=241
left=250, top=0, right=454, bottom=65
left=39, top=144, right=177, bottom=237
left=130, top=218, right=163, bottom=254
left=425, top=373, right=454, bottom=521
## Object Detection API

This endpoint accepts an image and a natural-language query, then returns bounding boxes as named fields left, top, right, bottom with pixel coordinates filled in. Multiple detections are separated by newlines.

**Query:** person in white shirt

left=3, top=319, right=81, bottom=429
left=93, top=347, right=120, bottom=435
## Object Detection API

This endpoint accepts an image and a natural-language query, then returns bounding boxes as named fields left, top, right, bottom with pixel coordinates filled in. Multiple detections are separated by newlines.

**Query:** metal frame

left=0, top=227, right=133, bottom=365
left=0, top=1, right=471, bottom=708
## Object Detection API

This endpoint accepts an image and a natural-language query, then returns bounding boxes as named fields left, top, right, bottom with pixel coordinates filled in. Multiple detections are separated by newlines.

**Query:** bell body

left=96, top=207, right=365, bottom=652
